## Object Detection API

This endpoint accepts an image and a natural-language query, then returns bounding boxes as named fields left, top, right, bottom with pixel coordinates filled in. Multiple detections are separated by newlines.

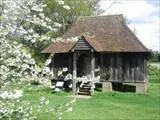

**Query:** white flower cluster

left=0, top=0, right=70, bottom=46
left=0, top=90, right=23, bottom=99
left=0, top=0, right=61, bottom=87
left=56, top=0, right=65, bottom=5
left=51, top=36, right=79, bottom=43
left=63, top=5, right=71, bottom=10
left=0, top=0, right=72, bottom=119
left=55, top=98, right=76, bottom=120
left=0, top=100, right=36, bottom=119
left=44, top=58, right=52, bottom=66
left=55, top=0, right=71, bottom=10
left=31, top=4, right=47, bottom=12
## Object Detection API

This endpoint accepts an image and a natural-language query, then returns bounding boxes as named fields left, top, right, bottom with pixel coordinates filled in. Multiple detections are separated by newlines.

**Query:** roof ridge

left=77, top=14, right=123, bottom=19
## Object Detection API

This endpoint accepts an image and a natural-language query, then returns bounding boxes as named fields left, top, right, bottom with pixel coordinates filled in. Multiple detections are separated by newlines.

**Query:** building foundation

left=102, top=82, right=112, bottom=92
left=136, top=82, right=147, bottom=94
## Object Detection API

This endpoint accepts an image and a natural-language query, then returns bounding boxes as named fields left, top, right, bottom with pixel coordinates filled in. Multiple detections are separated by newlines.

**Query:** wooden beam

left=141, top=57, right=145, bottom=81
left=91, top=52, right=95, bottom=95
left=100, top=54, right=104, bottom=67
left=144, top=58, right=147, bottom=81
left=126, top=60, right=130, bottom=82
left=118, top=55, right=123, bottom=81
left=115, top=55, right=118, bottom=81
left=72, top=52, right=77, bottom=94
left=68, top=54, right=72, bottom=74
left=110, top=55, right=114, bottom=81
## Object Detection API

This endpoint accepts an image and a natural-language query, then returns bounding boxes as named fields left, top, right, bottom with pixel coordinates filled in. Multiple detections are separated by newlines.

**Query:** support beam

left=126, top=60, right=130, bottom=82
left=110, top=55, right=114, bottom=81
left=117, top=55, right=122, bottom=81
left=91, top=52, right=95, bottom=95
left=144, top=59, right=147, bottom=81
left=68, top=54, right=72, bottom=74
left=100, top=54, right=104, bottom=67
left=72, top=52, right=77, bottom=94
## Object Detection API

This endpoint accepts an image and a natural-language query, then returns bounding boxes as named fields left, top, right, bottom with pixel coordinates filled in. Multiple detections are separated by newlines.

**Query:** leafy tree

left=148, top=50, right=160, bottom=62
left=23, top=0, right=102, bottom=65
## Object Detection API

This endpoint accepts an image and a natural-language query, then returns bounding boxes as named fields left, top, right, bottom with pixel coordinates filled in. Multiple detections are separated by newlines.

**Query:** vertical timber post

left=91, top=51, right=95, bottom=95
left=100, top=53, right=104, bottom=67
left=110, top=55, right=114, bottom=81
left=73, top=51, right=77, bottom=94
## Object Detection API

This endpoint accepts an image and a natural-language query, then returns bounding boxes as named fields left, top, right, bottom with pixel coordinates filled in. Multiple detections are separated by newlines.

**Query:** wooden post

left=126, top=60, right=130, bottom=82
left=131, top=59, right=135, bottom=82
left=141, top=57, right=146, bottom=82
left=115, top=55, right=118, bottom=81
left=91, top=52, right=95, bottom=95
left=68, top=54, right=72, bottom=74
left=100, top=54, right=104, bottom=67
left=110, top=55, right=114, bottom=81
left=118, top=55, right=122, bottom=82
left=137, top=57, right=141, bottom=82
left=144, top=59, right=147, bottom=81
left=73, top=52, right=77, bottom=94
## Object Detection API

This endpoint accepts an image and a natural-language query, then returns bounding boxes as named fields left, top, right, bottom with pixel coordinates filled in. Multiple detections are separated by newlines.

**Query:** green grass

left=17, top=66, right=160, bottom=120
left=18, top=83, right=160, bottom=120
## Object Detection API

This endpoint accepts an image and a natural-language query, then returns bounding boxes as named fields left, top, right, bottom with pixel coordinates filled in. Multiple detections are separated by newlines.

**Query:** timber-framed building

left=42, top=15, right=149, bottom=95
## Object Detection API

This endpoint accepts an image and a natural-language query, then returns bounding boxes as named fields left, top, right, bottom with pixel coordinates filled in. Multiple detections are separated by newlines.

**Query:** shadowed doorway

left=77, top=53, right=91, bottom=77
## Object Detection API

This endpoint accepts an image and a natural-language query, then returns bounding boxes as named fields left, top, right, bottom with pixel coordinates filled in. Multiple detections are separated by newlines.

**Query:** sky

left=100, top=0, right=160, bottom=51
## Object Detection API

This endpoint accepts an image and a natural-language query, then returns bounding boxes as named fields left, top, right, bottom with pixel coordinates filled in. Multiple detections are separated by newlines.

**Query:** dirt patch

left=68, top=95, right=91, bottom=99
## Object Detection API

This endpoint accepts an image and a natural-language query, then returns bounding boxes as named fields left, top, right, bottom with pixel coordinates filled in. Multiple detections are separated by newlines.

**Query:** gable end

left=72, top=37, right=93, bottom=50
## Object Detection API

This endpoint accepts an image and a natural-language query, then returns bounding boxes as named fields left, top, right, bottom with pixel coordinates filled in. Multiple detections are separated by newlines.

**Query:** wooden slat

left=126, top=60, right=130, bottom=82
left=72, top=52, right=77, bottom=94
left=144, top=59, right=147, bottom=81
left=118, top=55, right=123, bottom=81
left=109, top=55, right=114, bottom=81
left=73, top=39, right=92, bottom=50
left=115, top=55, right=118, bottom=81
left=91, top=52, right=95, bottom=95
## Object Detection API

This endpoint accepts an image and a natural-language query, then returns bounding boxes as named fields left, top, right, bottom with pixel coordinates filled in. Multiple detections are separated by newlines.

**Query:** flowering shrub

left=35, top=96, right=76, bottom=120
left=55, top=98, right=76, bottom=120
left=0, top=90, right=23, bottom=100
left=0, top=0, right=71, bottom=87
left=0, top=100, right=36, bottom=120
left=0, top=0, right=75, bottom=119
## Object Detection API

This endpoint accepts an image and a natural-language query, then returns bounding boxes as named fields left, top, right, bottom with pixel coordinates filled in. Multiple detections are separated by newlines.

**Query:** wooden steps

left=77, top=81, right=91, bottom=96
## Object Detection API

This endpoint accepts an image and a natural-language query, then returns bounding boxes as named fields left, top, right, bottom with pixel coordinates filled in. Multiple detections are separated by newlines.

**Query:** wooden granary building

left=42, top=15, right=149, bottom=95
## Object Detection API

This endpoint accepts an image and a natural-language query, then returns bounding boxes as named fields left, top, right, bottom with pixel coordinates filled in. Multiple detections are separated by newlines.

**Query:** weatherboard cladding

left=73, top=38, right=93, bottom=50
left=42, top=15, right=149, bottom=53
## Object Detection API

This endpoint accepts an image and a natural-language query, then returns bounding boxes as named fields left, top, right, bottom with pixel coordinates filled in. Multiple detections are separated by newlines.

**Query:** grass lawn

left=19, top=82, right=160, bottom=120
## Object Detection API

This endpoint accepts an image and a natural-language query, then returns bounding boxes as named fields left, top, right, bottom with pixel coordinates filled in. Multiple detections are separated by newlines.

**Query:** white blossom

left=45, top=59, right=52, bottom=66
left=0, top=90, right=23, bottom=99
left=39, top=13, right=45, bottom=18
left=66, top=107, right=73, bottom=112
left=54, top=22, right=62, bottom=28
left=70, top=98, right=76, bottom=104
left=40, top=96, right=46, bottom=101
left=56, top=0, right=65, bottom=5
left=45, top=100, right=49, bottom=105
left=31, top=5, right=43, bottom=12
left=63, top=5, right=71, bottom=10
left=0, top=0, right=70, bottom=89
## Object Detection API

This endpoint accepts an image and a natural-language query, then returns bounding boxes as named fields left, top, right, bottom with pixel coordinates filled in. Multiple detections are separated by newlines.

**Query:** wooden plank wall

left=52, top=53, right=73, bottom=77
left=52, top=52, right=147, bottom=83
left=102, top=53, right=147, bottom=83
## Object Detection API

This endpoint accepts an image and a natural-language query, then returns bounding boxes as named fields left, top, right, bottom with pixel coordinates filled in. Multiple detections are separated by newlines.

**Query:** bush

left=148, top=64, right=160, bottom=83
left=0, top=100, right=37, bottom=120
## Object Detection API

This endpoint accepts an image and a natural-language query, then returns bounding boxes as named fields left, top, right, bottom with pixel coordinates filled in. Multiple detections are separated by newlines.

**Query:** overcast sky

left=100, top=0, right=160, bottom=51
